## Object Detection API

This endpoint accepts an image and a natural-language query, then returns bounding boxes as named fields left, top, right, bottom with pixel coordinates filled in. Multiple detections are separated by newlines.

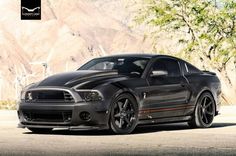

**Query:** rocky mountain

left=0, top=0, right=235, bottom=104
left=0, top=0, right=152, bottom=100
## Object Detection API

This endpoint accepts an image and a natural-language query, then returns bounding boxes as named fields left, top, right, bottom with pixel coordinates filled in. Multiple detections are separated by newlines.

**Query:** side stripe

left=139, top=105, right=194, bottom=114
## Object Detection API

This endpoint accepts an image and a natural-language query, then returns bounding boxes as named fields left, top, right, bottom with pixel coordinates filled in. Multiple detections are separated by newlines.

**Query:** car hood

left=36, top=70, right=127, bottom=88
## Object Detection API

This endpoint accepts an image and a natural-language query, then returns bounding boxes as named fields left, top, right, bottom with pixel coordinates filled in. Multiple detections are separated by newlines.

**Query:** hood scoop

left=65, top=71, right=118, bottom=86
left=37, top=70, right=118, bottom=87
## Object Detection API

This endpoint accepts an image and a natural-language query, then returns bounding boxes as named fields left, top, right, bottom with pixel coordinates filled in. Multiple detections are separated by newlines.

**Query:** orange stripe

left=139, top=105, right=194, bottom=114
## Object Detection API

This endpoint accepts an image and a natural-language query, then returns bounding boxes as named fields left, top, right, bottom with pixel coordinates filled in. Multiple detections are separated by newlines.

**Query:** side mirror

left=150, top=70, right=168, bottom=77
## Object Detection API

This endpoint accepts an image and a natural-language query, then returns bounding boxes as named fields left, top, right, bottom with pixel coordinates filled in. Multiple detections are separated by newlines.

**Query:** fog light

left=63, top=112, right=72, bottom=122
left=23, top=112, right=31, bottom=121
left=80, top=111, right=91, bottom=121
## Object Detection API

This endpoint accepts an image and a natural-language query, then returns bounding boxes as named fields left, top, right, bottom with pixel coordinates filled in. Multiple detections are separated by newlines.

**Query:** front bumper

left=17, top=87, right=110, bottom=130
left=18, top=101, right=109, bottom=130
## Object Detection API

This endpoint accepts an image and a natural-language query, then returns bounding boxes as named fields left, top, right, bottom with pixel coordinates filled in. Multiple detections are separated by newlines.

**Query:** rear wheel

left=188, top=92, right=215, bottom=128
left=27, top=128, right=53, bottom=134
left=109, top=93, right=138, bottom=134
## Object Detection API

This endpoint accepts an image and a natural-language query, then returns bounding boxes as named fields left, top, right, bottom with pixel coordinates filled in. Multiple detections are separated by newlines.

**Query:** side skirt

left=138, top=115, right=192, bottom=125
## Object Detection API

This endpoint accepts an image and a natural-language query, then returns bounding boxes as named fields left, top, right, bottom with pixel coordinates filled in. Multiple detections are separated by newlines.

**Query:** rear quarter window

left=185, top=63, right=201, bottom=74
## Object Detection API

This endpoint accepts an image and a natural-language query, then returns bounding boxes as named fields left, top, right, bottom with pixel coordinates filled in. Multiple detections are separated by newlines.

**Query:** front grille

left=25, top=90, right=74, bottom=103
left=22, top=111, right=72, bottom=123
left=63, top=92, right=74, bottom=102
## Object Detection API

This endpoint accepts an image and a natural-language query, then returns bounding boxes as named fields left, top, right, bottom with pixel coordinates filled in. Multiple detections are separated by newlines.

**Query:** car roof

left=96, top=53, right=183, bottom=61
left=96, top=53, right=155, bottom=59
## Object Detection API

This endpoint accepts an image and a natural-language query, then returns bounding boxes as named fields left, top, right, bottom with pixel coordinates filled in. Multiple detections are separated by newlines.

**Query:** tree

left=134, top=0, right=236, bottom=103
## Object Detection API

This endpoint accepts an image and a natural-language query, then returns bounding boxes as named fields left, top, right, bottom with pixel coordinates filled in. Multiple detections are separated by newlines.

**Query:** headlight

left=20, top=90, right=27, bottom=100
left=76, top=90, right=103, bottom=102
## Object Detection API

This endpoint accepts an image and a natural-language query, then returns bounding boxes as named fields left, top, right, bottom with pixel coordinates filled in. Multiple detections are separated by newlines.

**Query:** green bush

left=0, top=100, right=17, bottom=110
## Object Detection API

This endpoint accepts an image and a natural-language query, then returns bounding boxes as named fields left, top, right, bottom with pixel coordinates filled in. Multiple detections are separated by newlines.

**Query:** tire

left=27, top=128, right=53, bottom=134
left=109, top=93, right=138, bottom=134
left=188, top=92, right=215, bottom=128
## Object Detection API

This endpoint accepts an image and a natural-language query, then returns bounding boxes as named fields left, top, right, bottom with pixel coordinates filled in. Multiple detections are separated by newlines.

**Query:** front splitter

left=18, top=123, right=107, bottom=131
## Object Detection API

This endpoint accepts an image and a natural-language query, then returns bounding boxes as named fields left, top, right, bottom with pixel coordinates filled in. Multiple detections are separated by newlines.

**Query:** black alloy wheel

left=110, top=93, right=138, bottom=134
left=188, top=92, right=215, bottom=128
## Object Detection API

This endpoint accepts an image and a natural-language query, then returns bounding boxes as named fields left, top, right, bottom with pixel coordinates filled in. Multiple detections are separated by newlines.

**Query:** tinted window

left=87, top=61, right=115, bottom=70
left=79, top=57, right=150, bottom=77
left=185, top=63, right=201, bottom=74
left=152, top=58, right=180, bottom=77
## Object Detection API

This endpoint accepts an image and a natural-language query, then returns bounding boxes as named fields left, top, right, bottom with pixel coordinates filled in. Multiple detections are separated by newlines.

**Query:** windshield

left=79, top=57, right=150, bottom=77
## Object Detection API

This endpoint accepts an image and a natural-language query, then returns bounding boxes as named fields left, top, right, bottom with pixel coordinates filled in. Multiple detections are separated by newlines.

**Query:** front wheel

left=27, top=128, right=53, bottom=134
left=188, top=92, right=215, bottom=128
left=109, top=93, right=138, bottom=134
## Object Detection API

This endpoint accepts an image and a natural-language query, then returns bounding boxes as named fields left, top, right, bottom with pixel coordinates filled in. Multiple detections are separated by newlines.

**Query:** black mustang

left=18, top=54, right=221, bottom=134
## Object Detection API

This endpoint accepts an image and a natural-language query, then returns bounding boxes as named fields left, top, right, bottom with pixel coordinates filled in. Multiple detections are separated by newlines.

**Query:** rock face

left=0, top=0, right=151, bottom=100
left=0, top=0, right=235, bottom=104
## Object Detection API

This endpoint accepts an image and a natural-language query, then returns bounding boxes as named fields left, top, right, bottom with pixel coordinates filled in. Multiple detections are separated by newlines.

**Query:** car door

left=142, top=57, right=190, bottom=118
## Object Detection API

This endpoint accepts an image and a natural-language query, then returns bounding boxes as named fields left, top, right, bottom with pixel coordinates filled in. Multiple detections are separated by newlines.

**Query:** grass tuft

left=0, top=100, right=17, bottom=110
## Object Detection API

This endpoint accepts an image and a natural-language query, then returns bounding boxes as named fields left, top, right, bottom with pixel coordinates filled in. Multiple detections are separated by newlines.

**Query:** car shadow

left=134, top=122, right=236, bottom=134
left=23, top=122, right=236, bottom=136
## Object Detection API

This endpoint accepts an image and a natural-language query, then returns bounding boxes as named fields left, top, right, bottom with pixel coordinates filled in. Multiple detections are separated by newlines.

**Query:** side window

left=152, top=58, right=181, bottom=77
